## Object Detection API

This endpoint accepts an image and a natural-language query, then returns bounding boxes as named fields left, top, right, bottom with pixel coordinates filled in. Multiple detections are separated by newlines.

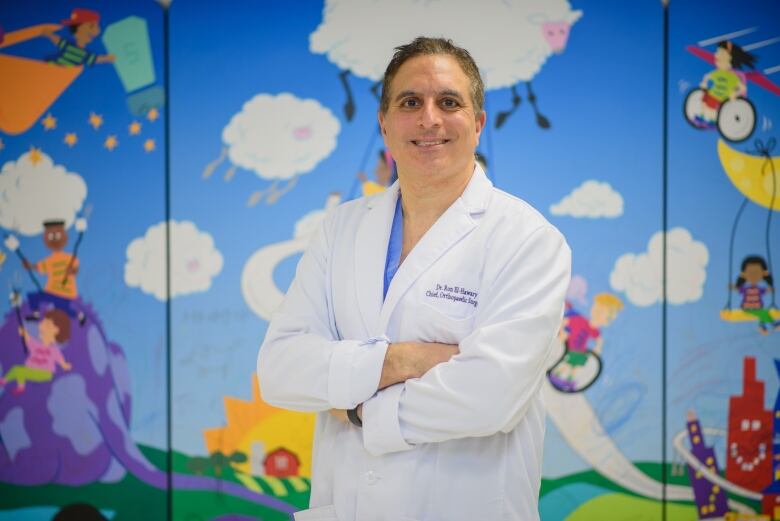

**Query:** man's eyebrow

left=394, top=89, right=467, bottom=102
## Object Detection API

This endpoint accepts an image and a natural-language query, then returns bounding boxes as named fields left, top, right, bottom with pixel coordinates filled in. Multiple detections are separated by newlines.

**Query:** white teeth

left=414, top=140, right=446, bottom=146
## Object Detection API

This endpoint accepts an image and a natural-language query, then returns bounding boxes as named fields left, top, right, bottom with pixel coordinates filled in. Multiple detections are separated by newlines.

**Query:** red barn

left=726, top=357, right=773, bottom=492
left=264, top=447, right=300, bottom=478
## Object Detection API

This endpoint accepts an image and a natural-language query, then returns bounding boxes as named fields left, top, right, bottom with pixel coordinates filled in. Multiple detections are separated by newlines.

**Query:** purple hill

left=0, top=296, right=296, bottom=517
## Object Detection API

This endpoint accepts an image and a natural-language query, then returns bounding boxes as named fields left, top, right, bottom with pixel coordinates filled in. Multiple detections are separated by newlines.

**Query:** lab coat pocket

left=293, top=504, right=338, bottom=520
left=415, top=302, right=475, bottom=345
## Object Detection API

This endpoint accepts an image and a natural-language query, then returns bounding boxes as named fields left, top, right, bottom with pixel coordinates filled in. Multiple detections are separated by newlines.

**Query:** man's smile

left=411, top=139, right=450, bottom=147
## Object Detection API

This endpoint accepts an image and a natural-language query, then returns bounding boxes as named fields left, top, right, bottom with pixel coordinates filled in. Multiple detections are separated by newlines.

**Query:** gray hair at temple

left=379, top=36, right=485, bottom=115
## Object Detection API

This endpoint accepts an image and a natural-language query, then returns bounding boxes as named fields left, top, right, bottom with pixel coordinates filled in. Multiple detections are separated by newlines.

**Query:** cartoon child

left=731, top=255, right=779, bottom=335
left=40, top=8, right=115, bottom=67
left=697, top=40, right=756, bottom=124
left=358, top=149, right=395, bottom=196
left=0, top=309, right=72, bottom=395
left=552, top=292, right=623, bottom=390
left=23, top=220, right=86, bottom=325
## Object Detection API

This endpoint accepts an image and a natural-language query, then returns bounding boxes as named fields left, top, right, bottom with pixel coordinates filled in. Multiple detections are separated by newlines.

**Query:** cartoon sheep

left=309, top=0, right=582, bottom=128
left=203, top=93, right=340, bottom=205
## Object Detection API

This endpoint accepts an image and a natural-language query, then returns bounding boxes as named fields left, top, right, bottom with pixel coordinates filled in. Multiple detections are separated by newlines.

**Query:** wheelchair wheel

left=683, top=88, right=708, bottom=129
left=546, top=351, right=603, bottom=394
left=717, top=97, right=756, bottom=143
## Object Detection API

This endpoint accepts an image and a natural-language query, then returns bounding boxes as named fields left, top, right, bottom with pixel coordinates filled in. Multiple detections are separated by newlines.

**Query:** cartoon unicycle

left=684, top=87, right=756, bottom=143
left=546, top=347, right=603, bottom=394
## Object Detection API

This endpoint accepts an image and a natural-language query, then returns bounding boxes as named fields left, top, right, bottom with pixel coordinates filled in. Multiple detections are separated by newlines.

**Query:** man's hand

left=328, top=408, right=349, bottom=423
left=378, top=341, right=459, bottom=390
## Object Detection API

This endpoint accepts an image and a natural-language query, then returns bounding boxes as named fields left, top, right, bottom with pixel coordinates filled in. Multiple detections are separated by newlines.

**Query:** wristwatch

left=347, top=405, right=362, bottom=428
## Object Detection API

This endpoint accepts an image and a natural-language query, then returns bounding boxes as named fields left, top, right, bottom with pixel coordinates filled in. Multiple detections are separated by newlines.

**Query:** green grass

left=541, top=462, right=762, bottom=515
left=0, top=445, right=308, bottom=521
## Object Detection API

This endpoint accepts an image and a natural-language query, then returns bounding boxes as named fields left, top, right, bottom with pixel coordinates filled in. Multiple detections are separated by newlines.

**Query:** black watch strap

left=347, top=405, right=363, bottom=428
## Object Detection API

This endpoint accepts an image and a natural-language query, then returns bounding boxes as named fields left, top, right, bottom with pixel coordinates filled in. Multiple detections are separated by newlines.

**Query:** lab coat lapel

left=379, top=165, right=493, bottom=331
left=354, top=183, right=400, bottom=336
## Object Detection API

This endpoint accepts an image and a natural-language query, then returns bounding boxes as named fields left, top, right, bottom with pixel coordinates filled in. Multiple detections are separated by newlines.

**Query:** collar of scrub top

left=383, top=194, right=404, bottom=301
left=381, top=162, right=492, bottom=301
left=356, top=162, right=491, bottom=335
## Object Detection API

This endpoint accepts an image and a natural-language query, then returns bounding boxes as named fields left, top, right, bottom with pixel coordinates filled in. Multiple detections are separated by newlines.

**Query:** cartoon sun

left=203, top=374, right=316, bottom=478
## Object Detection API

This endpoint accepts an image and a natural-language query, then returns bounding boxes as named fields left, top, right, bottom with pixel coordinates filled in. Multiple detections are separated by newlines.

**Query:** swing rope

left=725, top=196, right=749, bottom=310
left=753, top=137, right=777, bottom=308
left=347, top=124, right=381, bottom=201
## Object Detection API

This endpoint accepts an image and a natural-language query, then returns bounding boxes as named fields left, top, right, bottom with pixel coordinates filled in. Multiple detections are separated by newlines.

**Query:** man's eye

left=441, top=98, right=459, bottom=108
left=402, top=98, right=419, bottom=108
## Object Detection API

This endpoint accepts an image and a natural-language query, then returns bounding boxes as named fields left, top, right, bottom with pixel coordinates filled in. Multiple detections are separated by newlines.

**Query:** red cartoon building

left=264, top=447, right=300, bottom=478
left=727, top=357, right=774, bottom=492
left=761, top=360, right=780, bottom=520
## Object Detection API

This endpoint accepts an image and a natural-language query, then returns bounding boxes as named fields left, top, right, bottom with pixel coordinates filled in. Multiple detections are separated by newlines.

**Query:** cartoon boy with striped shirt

left=40, top=8, right=115, bottom=67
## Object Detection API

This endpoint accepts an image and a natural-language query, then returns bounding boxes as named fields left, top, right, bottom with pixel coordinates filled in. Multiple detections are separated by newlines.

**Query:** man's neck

left=398, top=162, right=474, bottom=225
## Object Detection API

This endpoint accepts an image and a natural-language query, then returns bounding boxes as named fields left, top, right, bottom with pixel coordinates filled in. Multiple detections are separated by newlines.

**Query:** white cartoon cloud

left=125, top=220, right=223, bottom=301
left=550, top=180, right=623, bottom=218
left=610, top=227, right=709, bottom=307
left=0, top=150, right=87, bottom=235
left=222, top=93, right=340, bottom=181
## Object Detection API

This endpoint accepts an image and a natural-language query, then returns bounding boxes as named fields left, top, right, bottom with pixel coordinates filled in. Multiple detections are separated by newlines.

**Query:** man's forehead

left=390, top=55, right=470, bottom=93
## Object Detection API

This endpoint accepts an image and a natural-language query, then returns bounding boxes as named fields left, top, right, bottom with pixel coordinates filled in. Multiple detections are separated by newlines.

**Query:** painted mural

left=1, top=1, right=779, bottom=520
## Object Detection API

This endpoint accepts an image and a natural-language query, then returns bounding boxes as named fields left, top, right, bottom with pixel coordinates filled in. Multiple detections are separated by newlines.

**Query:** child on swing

left=0, top=309, right=72, bottom=394
left=731, top=255, right=780, bottom=335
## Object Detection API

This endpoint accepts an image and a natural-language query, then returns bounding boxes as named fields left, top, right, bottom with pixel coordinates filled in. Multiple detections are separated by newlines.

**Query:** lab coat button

left=365, top=470, right=379, bottom=485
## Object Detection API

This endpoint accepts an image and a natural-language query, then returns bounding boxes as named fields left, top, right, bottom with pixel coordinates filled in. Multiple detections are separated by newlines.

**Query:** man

left=258, top=37, right=570, bottom=521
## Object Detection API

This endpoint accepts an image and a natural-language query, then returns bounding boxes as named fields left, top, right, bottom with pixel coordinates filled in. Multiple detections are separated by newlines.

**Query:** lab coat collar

left=354, top=184, right=398, bottom=335
left=356, top=163, right=493, bottom=336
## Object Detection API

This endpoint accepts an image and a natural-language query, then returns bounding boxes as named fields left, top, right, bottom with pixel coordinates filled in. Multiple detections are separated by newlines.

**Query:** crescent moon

left=241, top=237, right=309, bottom=321
left=717, top=139, right=780, bottom=211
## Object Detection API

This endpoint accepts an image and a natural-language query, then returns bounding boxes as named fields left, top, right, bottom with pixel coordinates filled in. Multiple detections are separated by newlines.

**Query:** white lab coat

left=258, top=165, right=571, bottom=521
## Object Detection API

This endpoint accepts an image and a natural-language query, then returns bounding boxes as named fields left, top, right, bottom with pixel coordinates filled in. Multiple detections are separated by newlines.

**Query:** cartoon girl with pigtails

left=731, top=255, right=780, bottom=335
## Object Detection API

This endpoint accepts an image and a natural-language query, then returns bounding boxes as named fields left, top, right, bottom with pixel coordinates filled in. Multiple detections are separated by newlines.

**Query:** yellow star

left=28, top=146, right=43, bottom=165
left=143, top=138, right=156, bottom=153
left=104, top=135, right=119, bottom=151
left=129, top=121, right=142, bottom=135
left=64, top=133, right=78, bottom=147
left=146, top=107, right=160, bottom=122
left=88, top=112, right=104, bottom=130
left=41, top=113, right=57, bottom=130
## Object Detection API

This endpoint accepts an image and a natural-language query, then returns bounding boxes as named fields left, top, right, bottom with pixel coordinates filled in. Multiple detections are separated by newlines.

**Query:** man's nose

left=418, top=101, right=442, bottom=128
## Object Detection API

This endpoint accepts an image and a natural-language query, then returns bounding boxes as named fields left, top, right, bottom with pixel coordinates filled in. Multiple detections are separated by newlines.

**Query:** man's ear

left=475, top=110, right=487, bottom=140
left=378, top=111, right=387, bottom=136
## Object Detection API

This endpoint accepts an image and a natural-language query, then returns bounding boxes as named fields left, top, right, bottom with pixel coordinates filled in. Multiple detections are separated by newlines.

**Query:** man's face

left=378, top=54, right=485, bottom=182
left=43, top=224, right=67, bottom=251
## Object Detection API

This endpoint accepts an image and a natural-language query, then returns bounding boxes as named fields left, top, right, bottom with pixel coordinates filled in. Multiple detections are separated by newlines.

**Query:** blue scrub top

left=383, top=195, right=403, bottom=301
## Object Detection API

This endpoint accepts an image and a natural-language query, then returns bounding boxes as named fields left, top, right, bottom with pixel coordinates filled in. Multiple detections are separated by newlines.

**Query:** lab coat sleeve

left=362, top=225, right=570, bottom=455
left=257, top=218, right=388, bottom=412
